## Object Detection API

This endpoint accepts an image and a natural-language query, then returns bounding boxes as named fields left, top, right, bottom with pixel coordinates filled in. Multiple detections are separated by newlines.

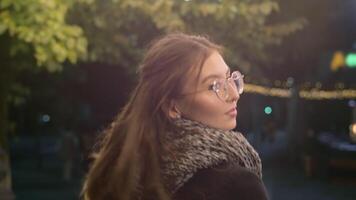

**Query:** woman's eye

left=208, top=82, right=216, bottom=90
left=208, top=84, right=214, bottom=90
left=210, top=80, right=222, bottom=91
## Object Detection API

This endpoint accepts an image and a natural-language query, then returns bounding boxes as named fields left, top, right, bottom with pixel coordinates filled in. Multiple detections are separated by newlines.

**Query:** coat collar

left=160, top=117, right=262, bottom=193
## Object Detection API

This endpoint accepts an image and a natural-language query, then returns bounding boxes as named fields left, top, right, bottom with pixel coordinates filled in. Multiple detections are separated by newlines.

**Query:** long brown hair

left=81, top=33, right=221, bottom=200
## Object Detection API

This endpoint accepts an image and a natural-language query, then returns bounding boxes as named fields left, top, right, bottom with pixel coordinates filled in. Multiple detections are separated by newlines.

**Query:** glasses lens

left=235, top=78, right=244, bottom=94
left=231, top=71, right=244, bottom=94
left=214, top=80, right=227, bottom=100
left=212, top=72, right=244, bottom=101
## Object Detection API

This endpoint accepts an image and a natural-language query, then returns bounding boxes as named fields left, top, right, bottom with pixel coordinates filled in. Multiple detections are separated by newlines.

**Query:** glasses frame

left=210, top=71, right=244, bottom=101
left=179, top=70, right=244, bottom=101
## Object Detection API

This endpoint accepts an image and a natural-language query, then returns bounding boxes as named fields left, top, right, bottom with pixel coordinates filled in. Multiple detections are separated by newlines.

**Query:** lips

left=225, top=107, right=237, bottom=117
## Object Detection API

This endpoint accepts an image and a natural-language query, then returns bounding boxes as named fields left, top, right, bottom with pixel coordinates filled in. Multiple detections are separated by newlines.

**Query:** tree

left=69, top=1, right=306, bottom=158
left=0, top=0, right=305, bottom=196
left=70, top=0, right=306, bottom=76
left=0, top=0, right=88, bottom=195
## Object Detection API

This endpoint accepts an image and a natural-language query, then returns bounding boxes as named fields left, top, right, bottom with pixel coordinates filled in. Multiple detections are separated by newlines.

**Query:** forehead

left=180, top=51, right=229, bottom=94
left=198, top=51, right=230, bottom=83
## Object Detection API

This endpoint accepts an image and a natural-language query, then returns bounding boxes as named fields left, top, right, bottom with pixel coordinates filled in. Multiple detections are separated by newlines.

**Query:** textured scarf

left=160, top=118, right=262, bottom=194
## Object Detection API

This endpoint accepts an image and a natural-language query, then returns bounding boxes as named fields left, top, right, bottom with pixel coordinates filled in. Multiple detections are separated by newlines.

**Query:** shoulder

left=173, top=164, right=269, bottom=200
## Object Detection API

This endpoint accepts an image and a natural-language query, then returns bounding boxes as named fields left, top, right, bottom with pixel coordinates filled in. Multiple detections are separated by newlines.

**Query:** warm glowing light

left=350, top=123, right=356, bottom=143
left=330, top=51, right=345, bottom=71
left=244, top=83, right=356, bottom=100
left=351, top=123, right=356, bottom=135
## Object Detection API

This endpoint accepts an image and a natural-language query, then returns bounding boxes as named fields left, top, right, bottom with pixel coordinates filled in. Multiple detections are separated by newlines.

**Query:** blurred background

left=0, top=0, right=356, bottom=199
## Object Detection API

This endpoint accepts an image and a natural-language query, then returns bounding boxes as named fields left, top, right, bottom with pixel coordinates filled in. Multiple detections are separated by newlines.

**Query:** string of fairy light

left=244, top=81, right=356, bottom=100
left=241, top=50, right=356, bottom=99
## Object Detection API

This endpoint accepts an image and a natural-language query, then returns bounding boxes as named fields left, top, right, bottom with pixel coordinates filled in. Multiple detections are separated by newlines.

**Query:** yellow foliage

left=0, top=0, right=88, bottom=71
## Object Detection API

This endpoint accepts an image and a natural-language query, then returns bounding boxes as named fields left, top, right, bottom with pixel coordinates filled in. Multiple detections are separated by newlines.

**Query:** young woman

left=81, top=33, right=268, bottom=200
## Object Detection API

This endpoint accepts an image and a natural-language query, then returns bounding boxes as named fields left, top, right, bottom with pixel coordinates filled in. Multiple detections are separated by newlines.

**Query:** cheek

left=179, top=94, right=237, bottom=130
left=182, top=94, right=223, bottom=120
left=193, top=98, right=221, bottom=116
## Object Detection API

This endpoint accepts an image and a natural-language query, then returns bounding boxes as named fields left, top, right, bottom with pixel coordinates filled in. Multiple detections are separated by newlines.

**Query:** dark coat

left=173, top=164, right=269, bottom=200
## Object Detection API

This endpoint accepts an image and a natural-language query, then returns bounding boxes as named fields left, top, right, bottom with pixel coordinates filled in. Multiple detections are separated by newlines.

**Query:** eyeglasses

left=209, top=71, right=244, bottom=101
left=179, top=70, right=244, bottom=101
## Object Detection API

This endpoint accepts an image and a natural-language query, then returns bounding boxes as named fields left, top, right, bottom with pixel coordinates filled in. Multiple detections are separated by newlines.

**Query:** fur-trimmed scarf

left=160, top=118, right=262, bottom=194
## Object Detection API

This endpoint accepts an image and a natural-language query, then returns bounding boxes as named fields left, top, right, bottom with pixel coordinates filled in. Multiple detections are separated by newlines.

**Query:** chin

left=207, top=119, right=236, bottom=130
left=214, top=119, right=236, bottom=131
left=227, top=120, right=236, bottom=130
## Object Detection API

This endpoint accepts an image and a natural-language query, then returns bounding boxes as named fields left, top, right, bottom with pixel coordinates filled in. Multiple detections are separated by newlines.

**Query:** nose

left=226, top=81, right=239, bottom=103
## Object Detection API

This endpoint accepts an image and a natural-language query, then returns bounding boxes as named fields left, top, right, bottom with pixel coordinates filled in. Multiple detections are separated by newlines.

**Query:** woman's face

left=175, top=51, right=240, bottom=130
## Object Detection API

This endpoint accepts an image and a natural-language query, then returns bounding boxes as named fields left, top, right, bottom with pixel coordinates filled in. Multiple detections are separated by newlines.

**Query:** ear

left=165, top=99, right=182, bottom=119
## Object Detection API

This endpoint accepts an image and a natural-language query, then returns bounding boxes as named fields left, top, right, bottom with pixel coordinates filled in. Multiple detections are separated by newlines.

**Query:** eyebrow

left=201, top=68, right=231, bottom=84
